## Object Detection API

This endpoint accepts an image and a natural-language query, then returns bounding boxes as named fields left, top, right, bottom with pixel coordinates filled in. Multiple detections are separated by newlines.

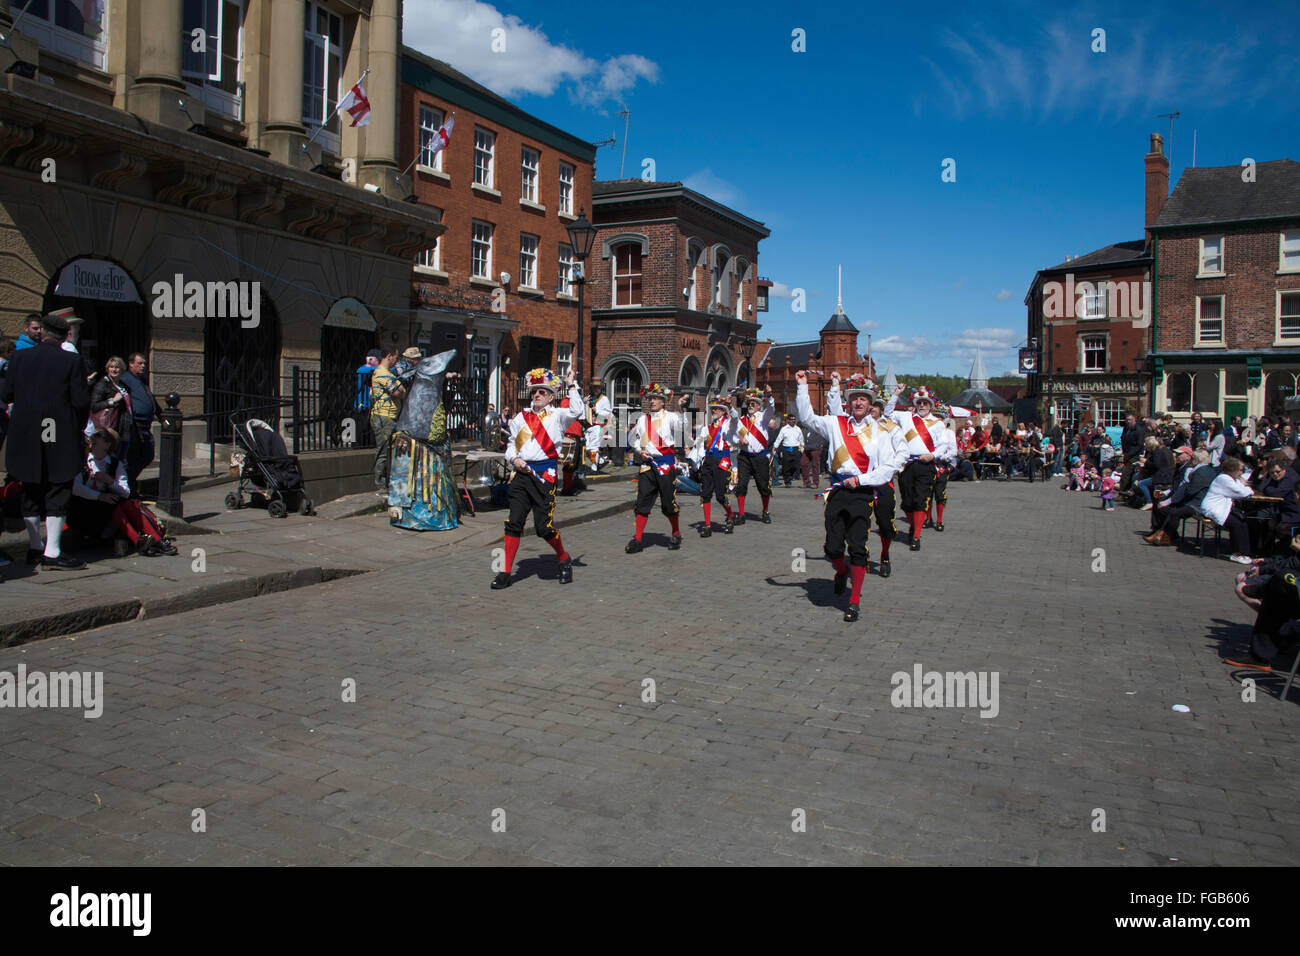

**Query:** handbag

left=91, top=403, right=122, bottom=433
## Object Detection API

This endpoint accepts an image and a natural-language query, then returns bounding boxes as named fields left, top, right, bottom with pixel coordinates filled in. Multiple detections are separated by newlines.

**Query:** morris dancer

left=627, top=383, right=690, bottom=553
left=584, top=378, right=613, bottom=473
left=733, top=387, right=779, bottom=524
left=492, top=368, right=582, bottom=589
left=885, top=383, right=958, bottom=550
left=796, top=370, right=908, bottom=621
left=829, top=373, right=902, bottom=577
left=923, top=406, right=962, bottom=532
left=690, top=394, right=737, bottom=537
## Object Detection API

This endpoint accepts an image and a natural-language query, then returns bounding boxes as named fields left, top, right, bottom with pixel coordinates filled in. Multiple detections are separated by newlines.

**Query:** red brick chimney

left=1145, top=132, right=1169, bottom=242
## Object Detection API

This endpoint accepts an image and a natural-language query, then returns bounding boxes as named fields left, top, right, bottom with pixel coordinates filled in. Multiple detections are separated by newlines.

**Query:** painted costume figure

left=387, top=350, right=460, bottom=531
left=492, top=367, right=583, bottom=589
left=626, top=382, right=689, bottom=553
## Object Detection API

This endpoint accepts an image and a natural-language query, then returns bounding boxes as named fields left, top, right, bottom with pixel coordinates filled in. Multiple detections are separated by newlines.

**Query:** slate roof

left=1042, top=240, right=1149, bottom=274
left=949, top=387, right=1012, bottom=411
left=821, top=310, right=858, bottom=333
left=759, top=340, right=820, bottom=368
left=1154, top=159, right=1300, bottom=228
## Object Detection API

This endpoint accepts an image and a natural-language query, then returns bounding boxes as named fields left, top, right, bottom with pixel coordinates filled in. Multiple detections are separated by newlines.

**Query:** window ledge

left=1195, top=272, right=1227, bottom=279
left=471, top=183, right=501, bottom=198
left=1273, top=338, right=1300, bottom=347
left=517, top=286, right=543, bottom=296
left=469, top=276, right=498, bottom=289
left=413, top=266, right=448, bottom=278
left=520, top=199, right=546, bottom=213
left=557, top=293, right=577, bottom=302
left=1278, top=268, right=1300, bottom=276
left=558, top=211, right=577, bottom=222
left=416, top=165, right=450, bottom=182
left=1192, top=342, right=1227, bottom=349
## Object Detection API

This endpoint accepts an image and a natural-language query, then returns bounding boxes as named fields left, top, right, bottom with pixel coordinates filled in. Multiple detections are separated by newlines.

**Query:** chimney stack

left=1145, top=132, right=1170, bottom=242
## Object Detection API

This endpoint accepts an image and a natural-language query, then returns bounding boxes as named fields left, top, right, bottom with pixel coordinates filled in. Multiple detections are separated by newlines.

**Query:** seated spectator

left=1064, top=455, right=1086, bottom=492
left=1247, top=453, right=1300, bottom=553
left=1134, top=436, right=1174, bottom=510
left=1197, top=457, right=1256, bottom=563
left=69, top=428, right=177, bottom=556
left=1230, top=536, right=1300, bottom=669
left=1146, top=449, right=1217, bottom=543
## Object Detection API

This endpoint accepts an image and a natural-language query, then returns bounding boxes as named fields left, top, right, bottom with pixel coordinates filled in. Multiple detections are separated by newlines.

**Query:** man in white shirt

left=492, top=367, right=583, bottom=590
left=797, top=369, right=909, bottom=622
left=733, top=387, right=780, bottom=523
left=627, top=382, right=690, bottom=553
left=924, top=407, right=964, bottom=532
left=885, top=384, right=959, bottom=548
left=829, top=374, right=903, bottom=572
left=774, top=414, right=805, bottom=487
left=690, top=394, right=738, bottom=537
left=583, top=378, right=614, bottom=472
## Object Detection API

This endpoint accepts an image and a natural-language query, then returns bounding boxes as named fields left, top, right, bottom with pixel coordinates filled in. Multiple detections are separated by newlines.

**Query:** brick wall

left=1042, top=263, right=1151, bottom=375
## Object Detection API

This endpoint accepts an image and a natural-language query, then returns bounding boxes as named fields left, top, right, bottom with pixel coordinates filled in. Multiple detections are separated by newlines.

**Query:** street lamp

left=740, top=336, right=756, bottom=390
left=566, top=207, right=598, bottom=384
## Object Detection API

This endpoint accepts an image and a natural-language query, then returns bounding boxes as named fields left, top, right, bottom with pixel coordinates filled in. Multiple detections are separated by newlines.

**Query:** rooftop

left=1154, top=159, right=1300, bottom=228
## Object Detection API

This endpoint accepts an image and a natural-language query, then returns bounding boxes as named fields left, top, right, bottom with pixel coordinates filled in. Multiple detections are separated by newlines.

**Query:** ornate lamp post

left=565, top=207, right=598, bottom=383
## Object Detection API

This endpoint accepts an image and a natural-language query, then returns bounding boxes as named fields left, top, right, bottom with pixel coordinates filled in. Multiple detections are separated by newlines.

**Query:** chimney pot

left=1145, top=131, right=1170, bottom=241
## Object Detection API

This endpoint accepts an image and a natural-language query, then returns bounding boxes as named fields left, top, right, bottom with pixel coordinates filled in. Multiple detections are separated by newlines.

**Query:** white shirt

left=878, top=391, right=959, bottom=463
left=774, top=425, right=804, bottom=450
left=1200, top=473, right=1253, bottom=525
left=507, top=388, right=583, bottom=461
left=630, top=408, right=687, bottom=455
left=732, top=397, right=779, bottom=455
left=796, top=383, right=908, bottom=486
left=73, top=453, right=130, bottom=500
left=589, top=394, right=613, bottom=424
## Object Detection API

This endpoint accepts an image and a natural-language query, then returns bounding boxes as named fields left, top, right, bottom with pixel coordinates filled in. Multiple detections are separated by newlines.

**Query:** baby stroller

left=224, top=416, right=313, bottom=518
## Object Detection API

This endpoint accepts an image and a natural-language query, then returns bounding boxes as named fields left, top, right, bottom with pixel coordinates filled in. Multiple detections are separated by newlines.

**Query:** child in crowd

left=1100, top=466, right=1117, bottom=510
left=1063, top=455, right=1085, bottom=491
left=1083, top=463, right=1101, bottom=492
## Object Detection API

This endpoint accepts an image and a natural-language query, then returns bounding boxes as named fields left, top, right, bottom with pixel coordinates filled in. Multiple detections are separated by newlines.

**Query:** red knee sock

left=111, top=505, right=142, bottom=544
left=561, top=467, right=574, bottom=492
left=761, top=495, right=770, bottom=514
left=880, top=536, right=891, bottom=558
left=668, top=515, right=680, bottom=536
left=634, top=514, right=648, bottom=540
left=503, top=534, right=521, bottom=573
left=723, top=502, right=733, bottom=517
left=912, top=511, right=925, bottom=540
left=849, top=565, right=866, bottom=603
left=703, top=502, right=712, bottom=524
left=547, top=535, right=569, bottom=561
left=936, top=503, right=945, bottom=522
left=737, top=495, right=746, bottom=516
left=927, top=505, right=934, bottom=522
left=908, top=512, right=919, bottom=537
left=831, top=556, right=848, bottom=575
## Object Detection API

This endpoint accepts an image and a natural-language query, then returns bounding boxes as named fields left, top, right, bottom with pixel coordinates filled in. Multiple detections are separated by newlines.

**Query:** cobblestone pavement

left=1, top=478, right=1297, bottom=866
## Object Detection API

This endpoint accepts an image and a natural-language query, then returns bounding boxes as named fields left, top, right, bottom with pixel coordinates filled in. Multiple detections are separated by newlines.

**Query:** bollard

left=157, top=392, right=183, bottom=518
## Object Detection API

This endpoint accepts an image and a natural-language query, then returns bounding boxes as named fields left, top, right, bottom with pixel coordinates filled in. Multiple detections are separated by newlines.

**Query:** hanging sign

left=324, top=297, right=377, bottom=331
left=53, top=259, right=142, bottom=303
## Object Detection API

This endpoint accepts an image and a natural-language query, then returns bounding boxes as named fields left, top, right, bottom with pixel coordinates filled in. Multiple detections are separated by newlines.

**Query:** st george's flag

left=338, top=82, right=371, bottom=127
left=426, top=113, right=454, bottom=160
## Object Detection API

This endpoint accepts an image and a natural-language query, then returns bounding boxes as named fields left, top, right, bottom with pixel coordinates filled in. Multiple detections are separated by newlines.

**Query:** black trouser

left=635, top=464, right=679, bottom=517
left=779, top=448, right=801, bottom=483
left=824, top=484, right=874, bottom=567
left=699, top=456, right=731, bottom=506
left=21, top=479, right=73, bottom=518
left=933, top=467, right=949, bottom=506
left=1223, top=510, right=1251, bottom=555
left=898, top=460, right=937, bottom=513
left=736, top=451, right=772, bottom=498
left=503, top=470, right=559, bottom=539
left=1155, top=504, right=1198, bottom=535
left=872, top=481, right=897, bottom=540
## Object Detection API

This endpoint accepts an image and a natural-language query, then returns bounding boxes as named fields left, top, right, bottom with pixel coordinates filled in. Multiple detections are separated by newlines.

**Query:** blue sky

left=404, top=0, right=1300, bottom=376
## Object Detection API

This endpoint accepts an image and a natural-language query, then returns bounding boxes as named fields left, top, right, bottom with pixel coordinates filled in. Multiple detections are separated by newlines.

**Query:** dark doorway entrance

left=44, top=293, right=150, bottom=376
left=321, top=323, right=377, bottom=445
left=204, top=290, right=281, bottom=442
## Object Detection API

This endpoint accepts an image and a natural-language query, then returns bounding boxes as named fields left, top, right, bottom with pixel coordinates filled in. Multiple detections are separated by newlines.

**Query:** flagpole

left=395, top=111, right=455, bottom=187
left=0, top=0, right=34, bottom=45
left=302, top=67, right=371, bottom=154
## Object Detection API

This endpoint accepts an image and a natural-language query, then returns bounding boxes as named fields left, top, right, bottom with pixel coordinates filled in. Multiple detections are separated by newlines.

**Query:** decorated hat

left=911, top=386, right=937, bottom=406
left=708, top=394, right=732, bottom=409
left=401, top=347, right=423, bottom=361
left=741, top=387, right=767, bottom=406
left=589, top=377, right=604, bottom=389
left=524, top=367, right=562, bottom=395
left=843, top=374, right=875, bottom=399
left=641, top=382, right=672, bottom=400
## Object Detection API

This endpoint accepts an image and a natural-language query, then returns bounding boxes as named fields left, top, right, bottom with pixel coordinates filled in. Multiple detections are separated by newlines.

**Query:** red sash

left=911, top=415, right=936, bottom=453
left=643, top=413, right=676, bottom=454
left=740, top=416, right=770, bottom=449
left=836, top=416, right=872, bottom=473
left=707, top=420, right=727, bottom=450
left=522, top=411, right=559, bottom=460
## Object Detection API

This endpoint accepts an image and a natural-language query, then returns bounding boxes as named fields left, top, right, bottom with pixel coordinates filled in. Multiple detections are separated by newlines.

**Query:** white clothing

left=507, top=387, right=583, bottom=461
left=1200, top=474, right=1254, bottom=526
left=796, top=383, right=908, bottom=486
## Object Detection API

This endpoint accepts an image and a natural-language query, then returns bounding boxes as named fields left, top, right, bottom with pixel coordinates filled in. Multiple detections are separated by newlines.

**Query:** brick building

left=754, top=287, right=876, bottom=413
left=400, top=50, right=596, bottom=414
left=587, top=180, right=769, bottom=412
left=1025, top=134, right=1160, bottom=431
left=1147, top=158, right=1300, bottom=422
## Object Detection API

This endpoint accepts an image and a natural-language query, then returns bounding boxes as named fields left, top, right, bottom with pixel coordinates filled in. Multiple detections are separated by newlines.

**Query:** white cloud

left=682, top=168, right=742, bottom=208
left=768, top=281, right=794, bottom=298
left=871, top=335, right=939, bottom=362
left=995, top=289, right=1013, bottom=301
left=949, top=327, right=1021, bottom=351
left=404, top=0, right=657, bottom=106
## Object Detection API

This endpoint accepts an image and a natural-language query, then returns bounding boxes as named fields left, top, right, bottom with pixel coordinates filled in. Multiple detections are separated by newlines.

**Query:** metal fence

left=291, top=367, right=375, bottom=454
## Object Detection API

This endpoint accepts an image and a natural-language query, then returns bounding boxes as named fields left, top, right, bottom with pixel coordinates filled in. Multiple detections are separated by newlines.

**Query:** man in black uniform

left=2, top=312, right=92, bottom=569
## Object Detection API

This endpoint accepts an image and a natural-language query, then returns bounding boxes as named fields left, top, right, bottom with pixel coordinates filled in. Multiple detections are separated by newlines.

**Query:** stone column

left=358, top=0, right=399, bottom=190
left=125, top=0, right=190, bottom=129
left=262, top=0, right=307, bottom=167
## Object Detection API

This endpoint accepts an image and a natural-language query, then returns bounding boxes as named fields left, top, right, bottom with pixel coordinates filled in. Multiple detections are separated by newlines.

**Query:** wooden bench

left=1179, top=511, right=1223, bottom=557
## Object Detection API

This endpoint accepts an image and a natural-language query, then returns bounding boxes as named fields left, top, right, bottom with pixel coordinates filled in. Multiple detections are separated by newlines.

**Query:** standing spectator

left=120, top=352, right=158, bottom=490
left=1206, top=419, right=1227, bottom=467
left=369, top=347, right=405, bottom=493
left=774, top=414, right=804, bottom=487
left=1120, top=412, right=1147, bottom=496
left=355, top=348, right=382, bottom=410
left=89, top=357, right=133, bottom=465
left=1, top=312, right=91, bottom=569
left=1188, top=411, right=1207, bottom=447
left=990, top=418, right=1004, bottom=444
left=15, top=314, right=42, bottom=350
left=1047, top=420, right=1064, bottom=477
left=802, top=422, right=825, bottom=488
left=1262, top=417, right=1282, bottom=451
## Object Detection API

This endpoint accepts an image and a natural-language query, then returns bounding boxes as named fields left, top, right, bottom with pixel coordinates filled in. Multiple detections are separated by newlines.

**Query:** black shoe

left=879, top=558, right=891, bottom=578
left=723, top=517, right=734, bottom=534
left=668, top=534, right=682, bottom=550
left=557, top=561, right=572, bottom=584
left=26, top=548, right=42, bottom=565
left=935, top=521, right=944, bottom=533
left=734, top=514, right=746, bottom=525
left=699, top=524, right=712, bottom=538
left=833, top=571, right=848, bottom=595
left=909, top=538, right=921, bottom=552
left=843, top=604, right=860, bottom=623
left=491, top=571, right=512, bottom=589
left=923, top=517, right=934, bottom=529
left=41, top=554, right=87, bottom=570
left=625, top=538, right=643, bottom=554
left=761, top=512, right=772, bottom=524
left=137, top=533, right=158, bottom=556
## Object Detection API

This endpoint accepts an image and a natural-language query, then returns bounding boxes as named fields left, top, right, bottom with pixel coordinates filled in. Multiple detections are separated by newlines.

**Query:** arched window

left=679, top=355, right=702, bottom=389
left=613, top=243, right=642, bottom=306
left=734, top=260, right=749, bottom=317
left=1192, top=370, right=1220, bottom=414
left=686, top=240, right=706, bottom=312
left=607, top=361, right=643, bottom=407
left=713, top=251, right=730, bottom=309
